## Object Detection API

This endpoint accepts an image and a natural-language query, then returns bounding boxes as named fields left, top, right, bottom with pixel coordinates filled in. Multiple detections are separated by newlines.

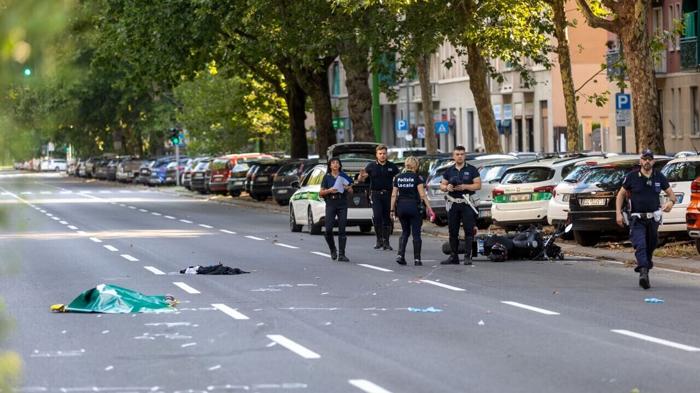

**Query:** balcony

left=680, top=36, right=698, bottom=70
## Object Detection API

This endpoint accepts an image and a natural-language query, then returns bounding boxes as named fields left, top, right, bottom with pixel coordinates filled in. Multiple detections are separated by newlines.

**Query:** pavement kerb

left=85, top=178, right=700, bottom=274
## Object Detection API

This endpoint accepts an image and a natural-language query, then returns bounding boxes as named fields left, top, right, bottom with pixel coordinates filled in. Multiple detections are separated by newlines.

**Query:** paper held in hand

left=333, top=176, right=350, bottom=194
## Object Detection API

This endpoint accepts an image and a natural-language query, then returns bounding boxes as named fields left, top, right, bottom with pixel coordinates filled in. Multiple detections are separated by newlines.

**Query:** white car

left=41, top=159, right=67, bottom=172
left=659, top=155, right=700, bottom=233
left=491, top=156, right=593, bottom=230
left=474, top=157, right=534, bottom=229
left=289, top=143, right=376, bottom=234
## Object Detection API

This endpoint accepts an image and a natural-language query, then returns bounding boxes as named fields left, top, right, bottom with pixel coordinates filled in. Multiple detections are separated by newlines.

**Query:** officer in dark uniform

left=616, top=149, right=675, bottom=289
left=390, top=156, right=434, bottom=266
left=440, top=145, right=481, bottom=265
left=359, top=144, right=399, bottom=251
left=320, top=157, right=354, bottom=262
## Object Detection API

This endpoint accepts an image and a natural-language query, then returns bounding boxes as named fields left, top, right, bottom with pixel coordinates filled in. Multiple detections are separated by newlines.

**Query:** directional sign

left=435, top=121, right=449, bottom=135
left=396, top=119, right=408, bottom=132
left=615, top=93, right=632, bottom=127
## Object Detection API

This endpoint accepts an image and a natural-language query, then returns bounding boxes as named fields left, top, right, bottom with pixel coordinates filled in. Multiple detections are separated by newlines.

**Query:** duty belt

left=371, top=190, right=390, bottom=195
left=446, top=194, right=478, bottom=214
left=631, top=212, right=654, bottom=219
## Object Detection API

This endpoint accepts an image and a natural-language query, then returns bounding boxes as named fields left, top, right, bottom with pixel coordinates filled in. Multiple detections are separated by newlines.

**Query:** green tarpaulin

left=52, top=284, right=176, bottom=313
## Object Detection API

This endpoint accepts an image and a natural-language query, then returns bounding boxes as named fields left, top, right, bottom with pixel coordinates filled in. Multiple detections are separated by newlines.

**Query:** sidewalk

left=147, top=184, right=700, bottom=274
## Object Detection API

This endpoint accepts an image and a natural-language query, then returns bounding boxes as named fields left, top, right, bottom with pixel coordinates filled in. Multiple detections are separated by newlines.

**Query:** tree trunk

left=281, top=68, right=309, bottom=159
left=620, top=4, right=664, bottom=153
left=341, top=43, right=374, bottom=142
left=465, top=43, right=502, bottom=153
left=417, top=53, right=438, bottom=154
left=296, top=59, right=336, bottom=159
left=551, top=0, right=579, bottom=153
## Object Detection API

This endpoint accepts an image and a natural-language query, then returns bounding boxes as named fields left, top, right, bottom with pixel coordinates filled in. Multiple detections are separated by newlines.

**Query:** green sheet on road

left=52, top=284, right=177, bottom=313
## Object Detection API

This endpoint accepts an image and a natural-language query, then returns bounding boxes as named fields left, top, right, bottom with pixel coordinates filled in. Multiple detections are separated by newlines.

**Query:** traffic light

left=168, top=127, right=180, bottom=145
left=23, top=67, right=32, bottom=77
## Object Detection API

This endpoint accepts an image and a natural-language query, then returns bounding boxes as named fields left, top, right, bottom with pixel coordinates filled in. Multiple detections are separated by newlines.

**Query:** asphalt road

left=2, top=171, right=700, bottom=393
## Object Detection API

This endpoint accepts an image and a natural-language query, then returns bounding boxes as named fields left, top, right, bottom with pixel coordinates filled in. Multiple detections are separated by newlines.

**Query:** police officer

left=320, top=157, right=354, bottom=262
left=616, top=149, right=675, bottom=289
left=440, top=146, right=481, bottom=265
left=390, top=156, right=434, bottom=266
left=359, top=144, right=399, bottom=251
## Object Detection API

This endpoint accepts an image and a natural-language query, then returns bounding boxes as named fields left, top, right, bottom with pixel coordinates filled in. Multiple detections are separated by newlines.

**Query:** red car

left=686, top=176, right=700, bottom=254
left=208, top=153, right=274, bottom=194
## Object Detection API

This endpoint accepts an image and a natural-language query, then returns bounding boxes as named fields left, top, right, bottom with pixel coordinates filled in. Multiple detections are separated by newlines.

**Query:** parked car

left=568, top=156, right=671, bottom=246
left=546, top=156, right=608, bottom=228
left=686, top=176, right=700, bottom=253
left=190, top=159, right=212, bottom=194
left=473, top=157, right=535, bottom=229
left=93, top=159, right=110, bottom=180
left=162, top=157, right=190, bottom=185
left=116, top=157, right=144, bottom=183
left=288, top=143, right=376, bottom=234
left=246, top=159, right=286, bottom=201
left=134, top=159, right=156, bottom=185
left=490, top=156, right=594, bottom=231
left=227, top=161, right=257, bottom=197
left=77, top=160, right=87, bottom=177
left=105, top=158, right=122, bottom=181
left=387, top=147, right=440, bottom=161
left=271, top=159, right=319, bottom=205
left=182, top=157, right=208, bottom=189
left=83, top=157, right=97, bottom=177
left=659, top=155, right=700, bottom=233
left=206, top=153, right=275, bottom=194
left=146, top=157, right=178, bottom=185
left=417, top=153, right=452, bottom=180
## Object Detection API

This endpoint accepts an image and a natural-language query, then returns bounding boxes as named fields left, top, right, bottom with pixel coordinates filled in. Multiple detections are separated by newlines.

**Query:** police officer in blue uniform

left=615, top=149, right=675, bottom=289
left=440, top=146, right=481, bottom=265
left=359, top=144, right=399, bottom=251
left=390, top=156, right=434, bottom=266
left=320, top=157, right=354, bottom=262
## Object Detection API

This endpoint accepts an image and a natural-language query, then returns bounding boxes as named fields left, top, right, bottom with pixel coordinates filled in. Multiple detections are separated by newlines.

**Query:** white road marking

left=179, top=219, right=193, bottom=224
left=219, top=229, right=236, bottom=234
left=199, top=224, right=214, bottom=229
left=59, top=221, right=68, bottom=225
left=164, top=215, right=175, bottom=219
left=212, top=303, right=250, bottom=320
left=39, top=210, right=46, bottom=213
left=99, top=190, right=111, bottom=194
left=68, top=225, right=78, bottom=230
left=266, top=334, right=320, bottom=359
left=60, top=190, right=73, bottom=194
left=173, top=282, right=201, bottom=294
left=208, top=365, right=221, bottom=371
left=40, top=191, right=52, bottom=195
left=103, top=245, right=119, bottom=252
left=120, top=254, right=139, bottom=262
left=275, top=243, right=299, bottom=249
left=138, top=209, right=148, bottom=213
left=151, top=212, right=162, bottom=216
left=357, top=264, right=393, bottom=273
left=311, top=251, right=331, bottom=258
left=51, top=217, right=60, bottom=221
left=501, top=301, right=560, bottom=316
left=119, top=190, right=131, bottom=194
left=45, top=213, right=53, bottom=217
left=611, top=329, right=700, bottom=352
left=20, top=192, right=33, bottom=195
left=128, top=206, right=136, bottom=209
left=119, top=203, right=126, bottom=206
left=143, top=266, right=165, bottom=275
left=245, top=235, right=264, bottom=241
left=348, top=379, right=393, bottom=393
left=76, top=231, right=87, bottom=235
left=419, top=279, right=466, bottom=292
left=181, top=342, right=197, bottom=348
left=89, top=237, right=102, bottom=243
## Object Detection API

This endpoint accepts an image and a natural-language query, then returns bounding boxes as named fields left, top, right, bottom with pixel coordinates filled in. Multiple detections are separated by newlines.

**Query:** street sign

left=332, top=118, right=346, bottom=129
left=615, top=93, right=632, bottom=127
left=435, top=121, right=449, bottom=135
left=416, top=126, right=425, bottom=139
left=396, top=119, right=408, bottom=132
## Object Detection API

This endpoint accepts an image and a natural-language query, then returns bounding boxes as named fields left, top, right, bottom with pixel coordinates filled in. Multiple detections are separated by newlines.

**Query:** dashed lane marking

left=128, top=206, right=136, bottom=209
left=68, top=225, right=78, bottom=230
left=51, top=217, right=60, bottom=221
left=275, top=243, right=299, bottom=249
left=164, top=215, right=175, bottom=220
left=266, top=334, right=320, bottom=359
left=138, top=209, right=148, bottom=213
left=76, top=231, right=87, bottom=235
left=89, top=237, right=102, bottom=243
left=348, top=379, right=393, bottom=393
left=611, top=329, right=700, bottom=352
left=59, top=221, right=68, bottom=225
left=219, top=229, right=236, bottom=234
left=173, top=282, right=200, bottom=294
left=179, top=219, right=193, bottom=224
left=212, top=303, right=250, bottom=320
left=311, top=251, right=331, bottom=258
left=199, top=224, right=214, bottom=229
left=357, top=264, right=393, bottom=273
left=245, top=235, right=264, bottom=241
left=419, top=279, right=466, bottom=292
left=143, top=266, right=165, bottom=275
left=103, top=245, right=119, bottom=252
left=120, top=254, right=139, bottom=262
left=501, top=301, right=560, bottom=316
left=151, top=212, right=162, bottom=216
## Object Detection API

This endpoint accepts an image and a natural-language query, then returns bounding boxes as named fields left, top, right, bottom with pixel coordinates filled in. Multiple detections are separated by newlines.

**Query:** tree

left=576, top=0, right=665, bottom=154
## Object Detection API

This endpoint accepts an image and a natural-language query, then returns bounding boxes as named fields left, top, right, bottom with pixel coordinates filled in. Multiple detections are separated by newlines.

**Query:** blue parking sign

left=396, top=119, right=408, bottom=132
left=615, top=93, right=631, bottom=110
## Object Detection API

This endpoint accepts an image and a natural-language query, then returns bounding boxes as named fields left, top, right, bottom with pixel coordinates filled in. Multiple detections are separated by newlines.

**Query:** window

left=653, top=8, right=663, bottom=34
left=662, top=161, right=700, bottom=182
left=669, top=5, right=675, bottom=51
left=500, top=167, right=555, bottom=184
left=304, top=167, right=325, bottom=186
left=580, top=167, right=627, bottom=187
left=563, top=165, right=593, bottom=183
left=332, top=62, right=340, bottom=96
left=670, top=88, right=677, bottom=136
left=692, top=86, right=700, bottom=136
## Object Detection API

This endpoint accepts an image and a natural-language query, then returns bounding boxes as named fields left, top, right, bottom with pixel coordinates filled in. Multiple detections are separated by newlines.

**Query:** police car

left=659, top=155, right=700, bottom=233
left=288, top=143, right=376, bottom=234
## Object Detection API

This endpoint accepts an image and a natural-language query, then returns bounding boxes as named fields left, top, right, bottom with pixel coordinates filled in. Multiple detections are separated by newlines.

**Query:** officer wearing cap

left=440, top=145, right=481, bottom=265
left=615, top=149, right=675, bottom=289
left=359, top=144, right=399, bottom=251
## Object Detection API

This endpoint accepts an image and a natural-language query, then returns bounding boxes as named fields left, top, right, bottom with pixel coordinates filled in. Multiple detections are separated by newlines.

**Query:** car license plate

left=509, top=194, right=531, bottom=202
left=194, top=174, right=203, bottom=178
left=580, top=198, right=607, bottom=206
left=277, top=189, right=288, bottom=194
left=257, top=176, right=268, bottom=182
left=234, top=180, right=243, bottom=185
left=479, top=209, right=491, bottom=217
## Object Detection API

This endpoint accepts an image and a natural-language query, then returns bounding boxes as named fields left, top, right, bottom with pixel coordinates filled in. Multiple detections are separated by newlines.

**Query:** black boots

left=639, top=267, right=650, bottom=289
left=441, top=237, right=459, bottom=264
left=324, top=233, right=337, bottom=261
left=463, top=236, right=473, bottom=266
left=383, top=226, right=393, bottom=251
left=413, top=240, right=422, bottom=266
left=396, top=237, right=407, bottom=265
left=374, top=231, right=383, bottom=250
left=337, top=236, right=349, bottom=262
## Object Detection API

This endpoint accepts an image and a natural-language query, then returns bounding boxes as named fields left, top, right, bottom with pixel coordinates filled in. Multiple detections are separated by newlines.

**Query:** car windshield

left=210, top=159, right=229, bottom=171
left=500, top=167, right=554, bottom=184
left=260, top=164, right=281, bottom=174
left=277, top=163, right=300, bottom=177
left=232, top=163, right=250, bottom=173
left=661, top=161, right=700, bottom=182
left=336, top=152, right=376, bottom=160
left=563, top=165, right=592, bottom=183
left=195, top=161, right=210, bottom=170
left=579, top=167, right=628, bottom=186
left=480, top=165, right=510, bottom=183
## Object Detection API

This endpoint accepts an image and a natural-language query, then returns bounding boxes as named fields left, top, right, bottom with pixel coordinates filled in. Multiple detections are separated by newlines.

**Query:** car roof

left=667, top=155, right=700, bottom=165
left=507, top=156, right=591, bottom=170
left=481, top=157, right=536, bottom=168
left=327, top=142, right=380, bottom=158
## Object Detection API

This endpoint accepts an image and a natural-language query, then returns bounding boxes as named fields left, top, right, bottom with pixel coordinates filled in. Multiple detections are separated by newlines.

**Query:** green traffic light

left=23, top=68, right=32, bottom=76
